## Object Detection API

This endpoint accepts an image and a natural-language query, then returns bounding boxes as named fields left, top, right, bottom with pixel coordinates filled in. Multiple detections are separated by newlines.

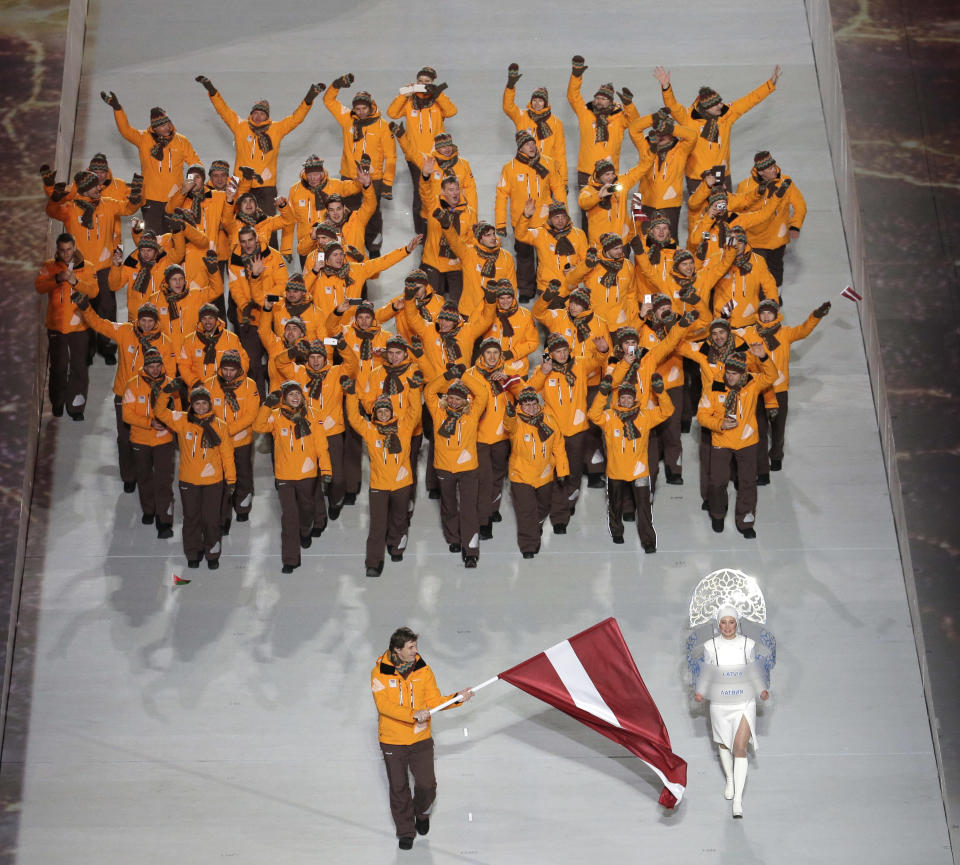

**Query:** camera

left=265, top=294, right=281, bottom=303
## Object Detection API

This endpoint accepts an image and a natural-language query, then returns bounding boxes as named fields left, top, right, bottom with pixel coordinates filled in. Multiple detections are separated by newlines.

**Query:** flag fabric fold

left=498, top=617, right=687, bottom=807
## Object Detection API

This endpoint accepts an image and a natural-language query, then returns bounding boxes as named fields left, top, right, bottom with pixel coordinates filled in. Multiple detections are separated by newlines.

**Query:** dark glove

left=129, top=173, right=143, bottom=204
left=584, top=247, right=598, bottom=268
left=100, top=90, right=121, bottom=110
left=766, top=407, right=779, bottom=422
left=680, top=310, right=699, bottom=327
left=571, top=55, right=588, bottom=77
left=39, top=164, right=56, bottom=186
left=406, top=370, right=425, bottom=389
left=321, top=475, right=333, bottom=486
left=598, top=375, right=613, bottom=396
left=483, top=283, right=498, bottom=304
left=167, top=212, right=183, bottom=234
left=409, top=335, right=423, bottom=357
left=238, top=165, right=256, bottom=181
left=356, top=153, right=372, bottom=172
left=617, top=87, right=633, bottom=106
left=813, top=301, right=831, bottom=319
left=203, top=250, right=219, bottom=275
left=163, top=376, right=185, bottom=394
left=404, top=284, right=419, bottom=300
left=70, top=290, right=90, bottom=310
left=425, top=81, right=448, bottom=98
left=336, top=336, right=349, bottom=352
left=388, top=120, right=405, bottom=139
left=380, top=182, right=392, bottom=200
left=650, top=372, right=665, bottom=393
left=505, top=401, right=516, bottom=418
left=332, top=73, right=354, bottom=89
left=502, top=349, right=514, bottom=361
left=50, top=181, right=68, bottom=202
left=195, top=75, right=217, bottom=96
left=304, top=82, right=325, bottom=104
left=444, top=363, right=466, bottom=380
left=507, top=63, right=522, bottom=88
left=496, top=227, right=507, bottom=238
left=339, top=376, right=355, bottom=395
left=541, top=279, right=561, bottom=304
left=433, top=207, right=452, bottom=230
left=295, top=338, right=311, bottom=357
left=263, top=390, right=282, bottom=408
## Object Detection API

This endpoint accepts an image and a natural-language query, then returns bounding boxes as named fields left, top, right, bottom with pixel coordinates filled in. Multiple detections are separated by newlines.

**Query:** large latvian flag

left=498, top=618, right=687, bottom=807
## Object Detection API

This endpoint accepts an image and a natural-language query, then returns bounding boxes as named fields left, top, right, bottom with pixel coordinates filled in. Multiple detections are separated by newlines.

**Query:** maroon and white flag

left=841, top=284, right=862, bottom=302
left=498, top=618, right=687, bottom=807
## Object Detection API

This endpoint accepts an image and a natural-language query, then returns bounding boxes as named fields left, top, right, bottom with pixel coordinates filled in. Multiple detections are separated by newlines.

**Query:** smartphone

left=347, top=298, right=363, bottom=306
left=323, top=337, right=339, bottom=346
left=187, top=173, right=199, bottom=183
left=625, top=345, right=635, bottom=358
left=265, top=294, right=281, bottom=303
left=643, top=294, right=652, bottom=305
left=317, top=252, right=325, bottom=265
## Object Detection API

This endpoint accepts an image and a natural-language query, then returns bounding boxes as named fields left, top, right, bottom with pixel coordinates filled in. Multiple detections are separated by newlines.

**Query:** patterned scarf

left=734, top=251, right=753, bottom=274
left=382, top=362, right=411, bottom=395
left=693, top=105, right=721, bottom=143
left=188, top=409, right=221, bottom=447
left=527, top=105, right=553, bottom=140
left=375, top=417, right=403, bottom=454
left=598, top=256, right=623, bottom=289
left=143, top=370, right=166, bottom=407
left=186, top=188, right=205, bottom=225
left=438, top=325, right=462, bottom=362
left=351, top=112, right=378, bottom=143
left=496, top=303, right=517, bottom=338
left=414, top=292, right=436, bottom=322
left=134, top=325, right=160, bottom=358
left=590, top=102, right=617, bottom=144
left=198, top=323, right=223, bottom=365
left=322, top=260, right=354, bottom=288
left=412, top=91, right=438, bottom=111
left=516, top=149, right=549, bottom=179
left=217, top=373, right=242, bottom=411
left=437, top=400, right=468, bottom=438
left=569, top=310, right=594, bottom=344
left=547, top=220, right=575, bottom=256
left=755, top=321, right=782, bottom=351
left=285, top=296, right=312, bottom=318
left=303, top=176, right=329, bottom=212
left=646, top=237, right=677, bottom=266
left=437, top=206, right=463, bottom=260
left=306, top=367, right=328, bottom=400
left=615, top=406, right=642, bottom=440
left=352, top=324, right=378, bottom=361
left=650, top=311, right=679, bottom=341
left=519, top=408, right=553, bottom=442
left=436, top=148, right=459, bottom=176
left=551, top=357, right=577, bottom=388
left=280, top=404, right=311, bottom=438
left=651, top=134, right=676, bottom=168
left=164, top=287, right=185, bottom=321
left=76, top=196, right=99, bottom=229
left=391, top=651, right=416, bottom=677
left=131, top=259, right=155, bottom=296
left=237, top=204, right=267, bottom=228
left=477, top=361, right=505, bottom=394
left=475, top=244, right=500, bottom=280
left=149, top=130, right=173, bottom=161
left=723, top=378, right=746, bottom=417
left=696, top=217, right=729, bottom=260
left=705, top=334, right=736, bottom=366
left=247, top=120, right=273, bottom=154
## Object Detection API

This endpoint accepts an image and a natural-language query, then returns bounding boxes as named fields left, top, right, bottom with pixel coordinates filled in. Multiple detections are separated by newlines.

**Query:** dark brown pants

left=420, top=407, right=439, bottom=493
left=649, top=385, right=684, bottom=478
left=276, top=477, right=316, bottom=567
left=237, top=323, right=266, bottom=396
left=607, top=478, right=655, bottom=546
left=584, top=385, right=606, bottom=481
left=140, top=200, right=167, bottom=235
left=708, top=444, right=759, bottom=531
left=577, top=170, right=591, bottom=231
left=380, top=737, right=436, bottom=839
left=47, top=329, right=90, bottom=416
left=551, top=429, right=587, bottom=527
left=221, top=443, right=253, bottom=522
left=343, top=423, right=363, bottom=496
left=132, top=441, right=175, bottom=523
left=405, top=161, right=428, bottom=236
left=367, top=484, right=414, bottom=568
left=113, top=394, right=136, bottom=484
left=755, top=391, right=789, bottom=472
left=324, top=431, right=346, bottom=512
left=699, top=426, right=716, bottom=501
left=511, top=482, right=552, bottom=553
left=179, top=480, right=224, bottom=561
left=477, top=441, right=509, bottom=527
left=436, top=467, right=480, bottom=556
left=515, top=238, right=536, bottom=300
left=421, top=262, right=463, bottom=307
left=754, top=246, right=786, bottom=288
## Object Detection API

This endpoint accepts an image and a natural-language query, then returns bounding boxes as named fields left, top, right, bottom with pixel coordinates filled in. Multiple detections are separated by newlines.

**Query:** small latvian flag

left=841, top=284, right=862, bottom=302
left=173, top=574, right=191, bottom=586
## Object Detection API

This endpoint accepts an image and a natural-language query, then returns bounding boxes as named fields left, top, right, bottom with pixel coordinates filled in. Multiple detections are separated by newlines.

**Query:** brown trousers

left=511, top=482, right=552, bottom=553
left=131, top=441, right=175, bottom=523
left=649, top=385, right=685, bottom=478
left=436, top=467, right=480, bottom=556
left=607, top=478, right=655, bottom=546
left=276, top=477, right=316, bottom=567
left=551, top=429, right=588, bottom=527
left=755, top=391, right=789, bottom=472
left=114, top=394, right=136, bottom=485
left=421, top=262, right=463, bottom=307
left=584, top=385, right=606, bottom=479
left=343, top=423, right=363, bottom=496
left=380, top=737, right=436, bottom=839
left=221, top=443, right=253, bottom=522
left=47, top=329, right=90, bottom=415
left=179, top=480, right=224, bottom=561
left=477, top=441, right=509, bottom=527
left=324, top=431, right=346, bottom=511
left=367, top=485, right=414, bottom=568
left=237, top=324, right=266, bottom=396
left=708, top=444, right=759, bottom=530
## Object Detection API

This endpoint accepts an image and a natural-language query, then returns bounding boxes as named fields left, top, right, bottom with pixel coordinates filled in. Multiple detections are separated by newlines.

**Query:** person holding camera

left=577, top=156, right=653, bottom=246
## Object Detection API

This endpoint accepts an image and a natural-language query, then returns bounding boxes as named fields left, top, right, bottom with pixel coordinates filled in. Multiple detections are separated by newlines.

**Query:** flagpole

left=428, top=676, right=500, bottom=715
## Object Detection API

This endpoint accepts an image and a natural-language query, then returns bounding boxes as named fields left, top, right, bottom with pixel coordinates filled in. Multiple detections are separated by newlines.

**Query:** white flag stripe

left=641, top=760, right=686, bottom=803
left=545, top=640, right=623, bottom=729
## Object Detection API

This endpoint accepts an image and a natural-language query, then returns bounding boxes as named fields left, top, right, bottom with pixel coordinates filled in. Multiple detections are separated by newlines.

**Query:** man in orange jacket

left=35, top=233, right=96, bottom=419
left=513, top=200, right=588, bottom=300
left=372, top=627, right=473, bottom=851
left=503, top=67, right=567, bottom=189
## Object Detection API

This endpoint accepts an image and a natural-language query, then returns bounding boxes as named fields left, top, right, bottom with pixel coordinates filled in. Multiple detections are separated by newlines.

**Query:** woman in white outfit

left=694, top=604, right=769, bottom=817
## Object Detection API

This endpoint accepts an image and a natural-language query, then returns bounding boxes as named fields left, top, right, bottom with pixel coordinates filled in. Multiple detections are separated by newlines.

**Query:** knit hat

left=531, top=86, right=549, bottom=103
left=417, top=66, right=438, bottom=81
left=372, top=396, right=394, bottom=416
left=354, top=301, right=376, bottom=317
left=616, top=326, right=639, bottom=345
left=314, top=221, right=339, bottom=240
left=88, top=153, right=109, bottom=172
left=149, top=107, right=171, bottom=129
left=728, top=225, right=747, bottom=243
left=517, top=386, right=542, bottom=405
left=650, top=293, right=672, bottom=312
left=707, top=188, right=728, bottom=207
left=446, top=381, right=470, bottom=399
left=286, top=273, right=306, bottom=292
left=137, top=302, right=160, bottom=321
left=250, top=99, right=270, bottom=117
left=405, top=269, right=429, bottom=287
left=646, top=211, right=670, bottom=232
left=673, top=249, right=694, bottom=268
left=546, top=333, right=570, bottom=352
left=515, top=129, right=536, bottom=150
left=594, top=82, right=615, bottom=101
left=710, top=317, right=731, bottom=332
left=385, top=335, right=409, bottom=352
left=74, top=170, right=99, bottom=194
left=209, top=159, right=231, bottom=174
left=599, top=232, right=622, bottom=252
left=472, top=220, right=496, bottom=240
left=325, top=193, right=344, bottom=207
left=696, top=87, right=722, bottom=111
left=593, top=157, right=615, bottom=180
left=725, top=352, right=748, bottom=373
left=219, top=349, right=243, bottom=369
left=433, top=132, right=454, bottom=150
left=198, top=303, right=219, bottom=320
left=547, top=201, right=568, bottom=217
left=280, top=380, right=302, bottom=396
left=285, top=316, right=307, bottom=335
left=494, top=280, right=516, bottom=297
left=478, top=337, right=502, bottom=355
left=716, top=603, right=740, bottom=624
left=437, top=305, right=461, bottom=324
left=323, top=240, right=343, bottom=257
left=186, top=163, right=206, bottom=180
left=758, top=298, right=780, bottom=316
left=137, top=232, right=160, bottom=251
left=617, top=381, right=637, bottom=396
left=303, top=154, right=324, bottom=173
left=307, top=339, right=327, bottom=357
left=352, top=90, right=373, bottom=107
left=568, top=286, right=591, bottom=309
left=142, top=347, right=163, bottom=366
left=189, top=386, right=211, bottom=404
left=754, top=150, right=776, bottom=172
left=163, top=263, right=185, bottom=282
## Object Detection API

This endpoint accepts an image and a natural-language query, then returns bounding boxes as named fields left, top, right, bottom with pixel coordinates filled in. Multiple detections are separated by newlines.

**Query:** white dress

left=703, top=633, right=758, bottom=751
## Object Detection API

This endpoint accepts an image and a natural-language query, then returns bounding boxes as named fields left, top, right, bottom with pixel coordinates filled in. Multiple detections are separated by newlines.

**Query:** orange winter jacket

left=327, top=313, right=392, bottom=378
left=36, top=254, right=97, bottom=333
left=226, top=245, right=289, bottom=325
left=210, top=92, right=311, bottom=188
left=441, top=229, right=517, bottom=318
left=565, top=255, right=638, bottom=332
left=222, top=203, right=295, bottom=250
left=610, top=321, right=690, bottom=403
left=588, top=389, right=673, bottom=480
left=121, top=367, right=180, bottom=447
left=688, top=196, right=778, bottom=265
left=577, top=157, right=653, bottom=244
left=110, top=109, right=200, bottom=201
left=204, top=370, right=261, bottom=449
left=275, top=354, right=351, bottom=437
left=405, top=300, right=497, bottom=381
left=734, top=172, right=807, bottom=250
left=419, top=178, right=476, bottom=273
left=483, top=303, right=539, bottom=375
left=282, top=172, right=361, bottom=257
left=514, top=213, right=588, bottom=292
left=147, top=282, right=222, bottom=355
left=531, top=303, right=613, bottom=376
left=697, top=354, right=779, bottom=450
left=686, top=182, right=760, bottom=242
left=154, top=398, right=236, bottom=485
left=413, top=150, right=478, bottom=219
left=424, top=372, right=489, bottom=472
left=179, top=322, right=248, bottom=386
left=261, top=294, right=326, bottom=343
left=347, top=392, right=421, bottom=492
left=741, top=312, right=823, bottom=394
left=505, top=405, right=569, bottom=488
left=306, top=245, right=410, bottom=318
left=495, top=154, right=564, bottom=232
left=662, top=80, right=776, bottom=180
left=464, top=361, right=527, bottom=445
left=393, top=290, right=445, bottom=345
left=253, top=402, right=332, bottom=480
left=46, top=195, right=140, bottom=270
left=636, top=124, right=698, bottom=210
left=372, top=651, right=460, bottom=746
left=387, top=90, right=458, bottom=159
left=567, top=75, right=644, bottom=174
left=166, top=184, right=229, bottom=263
left=711, top=253, right=779, bottom=329
left=527, top=349, right=605, bottom=436
left=502, top=87, right=568, bottom=188
left=323, top=86, right=397, bottom=185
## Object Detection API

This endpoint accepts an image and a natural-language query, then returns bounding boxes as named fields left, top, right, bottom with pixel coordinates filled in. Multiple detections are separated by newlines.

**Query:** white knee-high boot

left=732, top=756, right=748, bottom=817
left=718, top=747, right=734, bottom=799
